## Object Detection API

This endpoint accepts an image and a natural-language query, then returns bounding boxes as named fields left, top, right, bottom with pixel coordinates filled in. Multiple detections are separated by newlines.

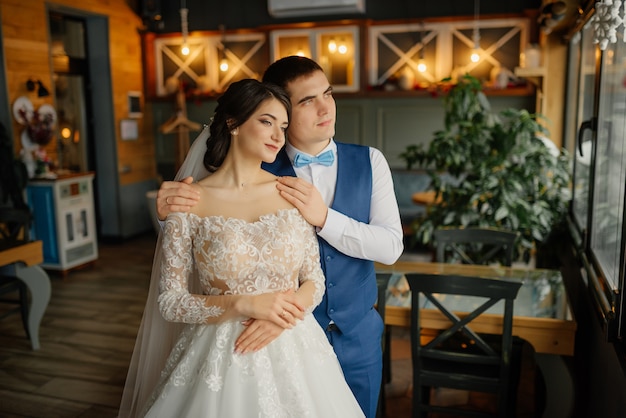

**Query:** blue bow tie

left=293, top=150, right=335, bottom=168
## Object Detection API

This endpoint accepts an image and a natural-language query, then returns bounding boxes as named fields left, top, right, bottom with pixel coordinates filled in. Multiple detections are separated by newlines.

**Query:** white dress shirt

left=284, top=139, right=403, bottom=265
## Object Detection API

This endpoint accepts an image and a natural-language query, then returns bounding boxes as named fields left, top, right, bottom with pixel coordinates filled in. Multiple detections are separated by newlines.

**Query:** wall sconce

left=26, top=79, right=50, bottom=97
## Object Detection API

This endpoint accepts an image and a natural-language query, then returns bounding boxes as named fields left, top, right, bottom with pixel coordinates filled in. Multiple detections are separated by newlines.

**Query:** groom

left=156, top=56, right=403, bottom=418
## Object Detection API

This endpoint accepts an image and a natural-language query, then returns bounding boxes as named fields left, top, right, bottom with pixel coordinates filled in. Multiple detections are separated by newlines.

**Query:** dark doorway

left=46, top=9, right=119, bottom=239
left=48, top=12, right=94, bottom=174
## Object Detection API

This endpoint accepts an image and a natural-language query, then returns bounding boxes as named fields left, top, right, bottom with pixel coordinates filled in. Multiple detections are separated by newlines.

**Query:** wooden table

left=376, top=260, right=575, bottom=356
left=0, top=240, right=51, bottom=350
left=411, top=190, right=441, bottom=206
left=376, top=260, right=576, bottom=418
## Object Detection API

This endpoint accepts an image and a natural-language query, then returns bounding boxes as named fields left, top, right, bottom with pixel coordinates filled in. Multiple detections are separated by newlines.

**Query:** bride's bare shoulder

left=195, top=174, right=215, bottom=187
left=186, top=181, right=220, bottom=217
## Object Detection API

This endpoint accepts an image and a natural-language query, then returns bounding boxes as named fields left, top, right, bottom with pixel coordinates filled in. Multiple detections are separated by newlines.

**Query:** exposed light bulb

left=338, top=38, right=348, bottom=54
left=180, top=3, right=189, bottom=56
left=296, top=49, right=305, bottom=57
left=219, top=59, right=229, bottom=72
left=417, top=59, right=427, bottom=73
left=417, top=22, right=427, bottom=74
left=470, top=29, right=481, bottom=63
left=471, top=0, right=481, bottom=64
left=61, top=127, right=71, bottom=139
left=328, top=38, right=337, bottom=53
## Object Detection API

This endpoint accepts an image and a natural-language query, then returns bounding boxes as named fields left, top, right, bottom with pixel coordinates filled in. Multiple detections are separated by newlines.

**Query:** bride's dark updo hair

left=204, top=79, right=291, bottom=172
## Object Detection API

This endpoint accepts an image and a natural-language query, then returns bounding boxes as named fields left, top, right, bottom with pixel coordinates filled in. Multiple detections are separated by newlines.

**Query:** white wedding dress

left=141, top=209, right=364, bottom=418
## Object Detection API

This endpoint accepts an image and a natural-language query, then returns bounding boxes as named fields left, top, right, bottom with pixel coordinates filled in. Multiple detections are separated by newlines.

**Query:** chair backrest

left=375, top=272, right=392, bottom=320
left=0, top=207, right=32, bottom=244
left=433, top=227, right=519, bottom=267
left=405, top=273, right=522, bottom=417
left=375, top=272, right=393, bottom=418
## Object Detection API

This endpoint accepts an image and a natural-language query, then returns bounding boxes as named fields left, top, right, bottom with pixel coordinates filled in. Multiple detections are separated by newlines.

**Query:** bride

left=118, top=79, right=364, bottom=418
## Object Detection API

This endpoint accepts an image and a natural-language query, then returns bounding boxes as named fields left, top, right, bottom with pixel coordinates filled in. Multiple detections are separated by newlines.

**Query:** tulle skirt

left=142, top=314, right=364, bottom=418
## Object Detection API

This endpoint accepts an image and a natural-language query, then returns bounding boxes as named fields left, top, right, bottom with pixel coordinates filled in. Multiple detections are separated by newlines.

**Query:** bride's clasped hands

left=236, top=288, right=304, bottom=327
left=234, top=289, right=305, bottom=354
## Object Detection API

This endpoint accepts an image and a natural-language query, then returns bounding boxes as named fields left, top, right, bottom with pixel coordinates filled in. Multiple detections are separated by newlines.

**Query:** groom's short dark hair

left=262, top=56, right=324, bottom=92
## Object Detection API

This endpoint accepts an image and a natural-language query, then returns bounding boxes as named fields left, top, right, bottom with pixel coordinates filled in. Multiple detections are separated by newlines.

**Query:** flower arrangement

left=32, top=147, right=53, bottom=176
left=20, top=108, right=55, bottom=146
left=16, top=105, right=57, bottom=178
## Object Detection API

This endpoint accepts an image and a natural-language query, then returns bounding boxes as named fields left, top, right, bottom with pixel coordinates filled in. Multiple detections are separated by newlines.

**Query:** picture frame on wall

left=120, top=119, right=138, bottom=140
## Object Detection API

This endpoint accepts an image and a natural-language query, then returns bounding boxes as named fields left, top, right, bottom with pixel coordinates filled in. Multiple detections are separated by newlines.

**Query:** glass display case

left=270, top=26, right=360, bottom=92
left=368, top=18, right=529, bottom=91
left=151, top=32, right=267, bottom=97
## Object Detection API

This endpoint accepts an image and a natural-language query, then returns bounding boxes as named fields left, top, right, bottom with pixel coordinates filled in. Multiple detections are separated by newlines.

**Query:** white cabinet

left=26, top=173, right=98, bottom=273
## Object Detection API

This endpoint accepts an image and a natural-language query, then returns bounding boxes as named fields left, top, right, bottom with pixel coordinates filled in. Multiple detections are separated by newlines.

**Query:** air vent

left=268, top=0, right=365, bottom=18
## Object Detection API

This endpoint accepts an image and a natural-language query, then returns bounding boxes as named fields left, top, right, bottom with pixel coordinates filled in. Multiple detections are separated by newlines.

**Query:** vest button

left=325, top=256, right=331, bottom=261
left=329, top=309, right=335, bottom=314
left=328, top=282, right=334, bottom=288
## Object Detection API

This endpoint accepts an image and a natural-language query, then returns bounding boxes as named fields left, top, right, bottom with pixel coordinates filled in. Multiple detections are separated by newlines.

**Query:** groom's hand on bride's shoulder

left=156, top=176, right=200, bottom=220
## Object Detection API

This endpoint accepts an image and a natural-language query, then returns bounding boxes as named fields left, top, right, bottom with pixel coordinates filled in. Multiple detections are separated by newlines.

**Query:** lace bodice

left=158, top=208, right=325, bottom=324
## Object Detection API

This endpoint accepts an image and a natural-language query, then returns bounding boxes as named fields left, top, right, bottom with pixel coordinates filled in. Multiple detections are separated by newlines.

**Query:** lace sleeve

left=158, top=213, right=226, bottom=324
left=298, top=219, right=325, bottom=314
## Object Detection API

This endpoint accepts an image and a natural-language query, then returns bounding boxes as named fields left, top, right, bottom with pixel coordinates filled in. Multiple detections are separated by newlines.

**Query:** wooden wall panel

left=0, top=0, right=156, bottom=187
left=542, top=34, right=566, bottom=148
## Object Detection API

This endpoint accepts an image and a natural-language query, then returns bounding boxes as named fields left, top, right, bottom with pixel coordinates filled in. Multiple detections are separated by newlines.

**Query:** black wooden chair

left=433, top=227, right=520, bottom=267
left=0, top=207, right=32, bottom=242
left=375, top=272, right=392, bottom=418
left=0, top=207, right=34, bottom=339
left=405, top=273, right=523, bottom=418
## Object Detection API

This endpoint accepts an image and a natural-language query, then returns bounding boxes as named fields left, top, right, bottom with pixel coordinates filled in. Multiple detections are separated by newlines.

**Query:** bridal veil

left=118, top=125, right=210, bottom=417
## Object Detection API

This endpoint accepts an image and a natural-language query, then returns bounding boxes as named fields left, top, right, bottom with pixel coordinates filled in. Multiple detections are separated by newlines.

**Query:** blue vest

left=263, top=142, right=377, bottom=331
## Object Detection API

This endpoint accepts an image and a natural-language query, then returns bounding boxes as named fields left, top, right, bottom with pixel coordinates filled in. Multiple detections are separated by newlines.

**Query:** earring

left=231, top=128, right=238, bottom=136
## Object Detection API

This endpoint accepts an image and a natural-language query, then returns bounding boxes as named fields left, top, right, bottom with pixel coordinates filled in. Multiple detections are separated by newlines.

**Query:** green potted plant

left=400, top=74, right=571, bottom=264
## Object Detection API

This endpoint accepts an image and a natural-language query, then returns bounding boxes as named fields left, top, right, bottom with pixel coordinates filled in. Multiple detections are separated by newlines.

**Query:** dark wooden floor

left=0, top=233, right=540, bottom=417
left=0, top=233, right=155, bottom=418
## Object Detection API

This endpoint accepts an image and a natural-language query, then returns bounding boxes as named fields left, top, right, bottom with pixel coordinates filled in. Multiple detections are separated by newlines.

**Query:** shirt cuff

left=317, top=208, right=345, bottom=242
